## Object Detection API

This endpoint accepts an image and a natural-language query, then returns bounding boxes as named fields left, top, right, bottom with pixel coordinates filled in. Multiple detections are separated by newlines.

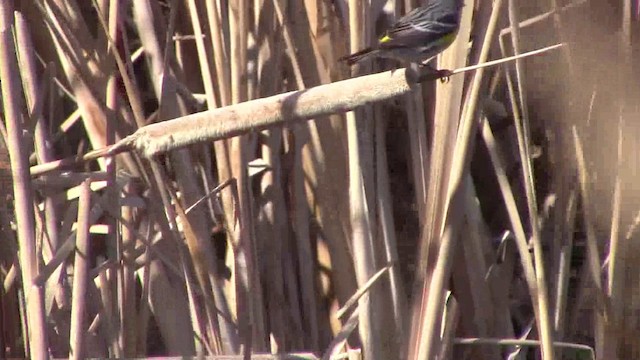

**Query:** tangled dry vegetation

left=0, top=0, right=638, bottom=359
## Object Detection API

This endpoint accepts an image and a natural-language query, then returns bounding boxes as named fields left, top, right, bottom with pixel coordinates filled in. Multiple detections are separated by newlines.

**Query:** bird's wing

left=380, top=5, right=459, bottom=48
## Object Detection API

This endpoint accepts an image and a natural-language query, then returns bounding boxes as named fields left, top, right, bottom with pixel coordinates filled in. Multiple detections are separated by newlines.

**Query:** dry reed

left=1, top=0, right=636, bottom=359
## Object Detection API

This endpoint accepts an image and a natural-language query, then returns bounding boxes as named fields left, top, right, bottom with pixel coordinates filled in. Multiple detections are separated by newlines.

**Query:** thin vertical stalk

left=143, top=0, right=234, bottom=352
left=92, top=5, right=209, bottom=355
left=206, top=0, right=231, bottom=106
left=346, top=0, right=380, bottom=359
left=292, top=129, right=319, bottom=350
left=259, top=131, right=287, bottom=350
left=507, top=1, right=554, bottom=357
left=185, top=1, right=239, bottom=353
left=0, top=4, right=48, bottom=358
left=147, top=161, right=207, bottom=355
left=162, top=166, right=226, bottom=354
left=547, top=0, right=575, bottom=74
left=572, top=126, right=606, bottom=358
left=229, top=0, right=267, bottom=352
left=229, top=0, right=248, bottom=104
left=375, top=109, right=406, bottom=355
left=482, top=115, right=545, bottom=337
left=405, top=91, right=429, bottom=224
left=261, top=6, right=308, bottom=339
left=410, top=9, right=473, bottom=355
left=604, top=117, right=624, bottom=359
left=418, top=0, right=472, bottom=285
left=400, top=0, right=430, bottom=225
left=95, top=0, right=132, bottom=355
left=185, top=0, right=219, bottom=109
left=97, top=262, right=121, bottom=356
left=15, top=12, right=70, bottom=324
left=69, top=180, right=92, bottom=360
left=104, top=0, right=126, bottom=355
left=409, top=0, right=502, bottom=358
left=553, top=187, right=576, bottom=344
left=118, top=183, right=137, bottom=356
left=273, top=2, right=319, bottom=348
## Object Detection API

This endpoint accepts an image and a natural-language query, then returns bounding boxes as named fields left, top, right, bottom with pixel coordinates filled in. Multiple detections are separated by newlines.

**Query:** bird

left=339, top=0, right=464, bottom=68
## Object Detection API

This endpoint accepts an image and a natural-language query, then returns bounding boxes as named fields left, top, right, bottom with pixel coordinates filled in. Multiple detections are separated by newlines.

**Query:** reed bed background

left=0, top=0, right=638, bottom=359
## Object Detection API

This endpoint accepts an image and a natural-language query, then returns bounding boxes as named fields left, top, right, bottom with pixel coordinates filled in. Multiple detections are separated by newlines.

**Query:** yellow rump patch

left=379, top=34, right=392, bottom=43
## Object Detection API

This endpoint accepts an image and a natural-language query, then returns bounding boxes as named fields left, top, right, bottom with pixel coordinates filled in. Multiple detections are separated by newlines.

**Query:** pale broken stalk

left=0, top=4, right=48, bottom=359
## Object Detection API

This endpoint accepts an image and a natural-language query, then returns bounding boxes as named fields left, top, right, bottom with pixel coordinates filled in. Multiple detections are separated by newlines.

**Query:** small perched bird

left=339, top=0, right=464, bottom=67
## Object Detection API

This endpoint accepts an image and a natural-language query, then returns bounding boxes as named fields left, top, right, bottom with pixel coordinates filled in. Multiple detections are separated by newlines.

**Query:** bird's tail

left=338, top=47, right=377, bottom=66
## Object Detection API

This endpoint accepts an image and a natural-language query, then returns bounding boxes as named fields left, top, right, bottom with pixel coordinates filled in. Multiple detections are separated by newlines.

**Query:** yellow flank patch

left=379, top=34, right=392, bottom=43
left=441, top=32, right=455, bottom=44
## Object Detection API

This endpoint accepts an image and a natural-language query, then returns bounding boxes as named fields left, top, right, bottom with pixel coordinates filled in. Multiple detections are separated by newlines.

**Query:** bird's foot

left=407, top=63, right=454, bottom=84
left=436, top=69, right=453, bottom=83
left=418, top=63, right=453, bottom=82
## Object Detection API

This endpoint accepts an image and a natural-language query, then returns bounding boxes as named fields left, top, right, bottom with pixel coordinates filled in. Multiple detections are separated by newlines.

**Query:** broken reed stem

left=146, top=47, right=566, bottom=154
left=111, top=44, right=563, bottom=157
left=24, top=43, right=564, bottom=177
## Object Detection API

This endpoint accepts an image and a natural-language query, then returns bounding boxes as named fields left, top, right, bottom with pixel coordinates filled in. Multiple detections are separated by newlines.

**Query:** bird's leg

left=406, top=62, right=455, bottom=84
left=404, top=62, right=421, bottom=84
left=409, top=62, right=421, bottom=74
